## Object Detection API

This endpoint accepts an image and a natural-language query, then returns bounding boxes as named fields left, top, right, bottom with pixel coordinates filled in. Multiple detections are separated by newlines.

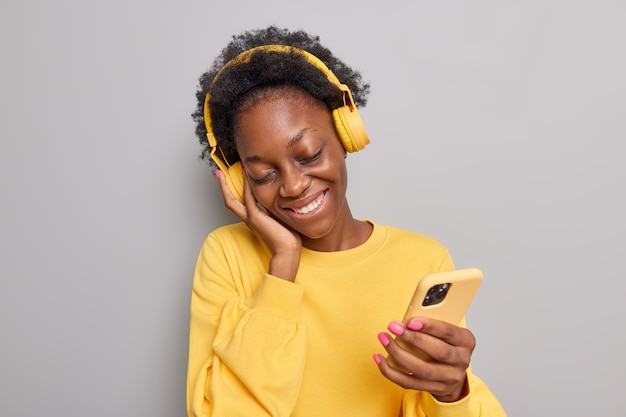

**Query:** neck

left=301, top=215, right=373, bottom=252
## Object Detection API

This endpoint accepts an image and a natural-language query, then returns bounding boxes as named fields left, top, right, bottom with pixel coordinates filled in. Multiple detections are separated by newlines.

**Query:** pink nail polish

left=377, top=332, right=390, bottom=347
left=215, top=170, right=221, bottom=179
left=388, top=321, right=405, bottom=336
left=407, top=319, right=423, bottom=331
left=373, top=354, right=381, bottom=365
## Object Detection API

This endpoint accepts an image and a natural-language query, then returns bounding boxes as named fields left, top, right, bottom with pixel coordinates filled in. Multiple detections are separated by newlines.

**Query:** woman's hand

left=374, top=317, right=476, bottom=402
left=216, top=169, right=302, bottom=281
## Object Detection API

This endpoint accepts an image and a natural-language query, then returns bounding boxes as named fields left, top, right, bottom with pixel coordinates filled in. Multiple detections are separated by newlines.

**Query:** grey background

left=1, top=0, right=624, bottom=416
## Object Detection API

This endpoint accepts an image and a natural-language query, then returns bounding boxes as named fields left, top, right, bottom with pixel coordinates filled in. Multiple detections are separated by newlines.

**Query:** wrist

left=269, top=251, right=301, bottom=282
left=433, top=376, right=469, bottom=403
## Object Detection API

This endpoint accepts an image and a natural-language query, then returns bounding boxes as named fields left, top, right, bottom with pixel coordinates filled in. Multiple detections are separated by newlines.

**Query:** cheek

left=326, top=155, right=348, bottom=181
left=249, top=184, right=275, bottom=208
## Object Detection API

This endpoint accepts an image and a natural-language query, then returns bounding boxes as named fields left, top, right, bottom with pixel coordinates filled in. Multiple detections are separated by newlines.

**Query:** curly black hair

left=191, top=26, right=371, bottom=167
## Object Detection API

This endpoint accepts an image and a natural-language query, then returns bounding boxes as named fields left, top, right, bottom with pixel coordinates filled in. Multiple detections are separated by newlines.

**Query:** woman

left=187, top=26, right=506, bottom=417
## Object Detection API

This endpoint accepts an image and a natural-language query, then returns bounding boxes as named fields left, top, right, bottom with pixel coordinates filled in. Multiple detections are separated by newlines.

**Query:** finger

left=373, top=350, right=460, bottom=395
left=389, top=320, right=473, bottom=369
left=216, top=170, right=247, bottom=219
left=405, top=317, right=476, bottom=355
left=382, top=330, right=434, bottom=374
left=386, top=321, right=435, bottom=362
left=387, top=336, right=464, bottom=384
left=239, top=167, right=271, bottom=226
left=240, top=166, right=258, bottom=211
left=374, top=352, right=426, bottom=390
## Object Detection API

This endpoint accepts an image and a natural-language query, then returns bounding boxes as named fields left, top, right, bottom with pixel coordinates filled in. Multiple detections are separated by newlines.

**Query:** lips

left=290, top=191, right=326, bottom=214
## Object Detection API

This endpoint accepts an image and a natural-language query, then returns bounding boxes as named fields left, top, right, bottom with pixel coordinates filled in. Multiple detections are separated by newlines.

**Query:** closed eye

left=299, top=149, right=323, bottom=165
left=249, top=171, right=276, bottom=184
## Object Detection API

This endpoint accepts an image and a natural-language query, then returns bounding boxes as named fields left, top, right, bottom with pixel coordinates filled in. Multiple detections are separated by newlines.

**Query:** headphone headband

left=204, top=45, right=360, bottom=146
left=216, top=45, right=343, bottom=85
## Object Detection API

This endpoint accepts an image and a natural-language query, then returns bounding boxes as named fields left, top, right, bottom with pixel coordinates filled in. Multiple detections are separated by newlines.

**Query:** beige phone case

left=388, top=268, right=483, bottom=367
left=402, top=267, right=483, bottom=324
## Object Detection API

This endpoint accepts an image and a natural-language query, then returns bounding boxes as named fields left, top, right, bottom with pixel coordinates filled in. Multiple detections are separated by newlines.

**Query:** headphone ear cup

left=225, top=162, right=245, bottom=203
left=332, top=106, right=370, bottom=153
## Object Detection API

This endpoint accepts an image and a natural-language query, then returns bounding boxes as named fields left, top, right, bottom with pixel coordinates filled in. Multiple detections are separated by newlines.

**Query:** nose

left=279, top=165, right=310, bottom=198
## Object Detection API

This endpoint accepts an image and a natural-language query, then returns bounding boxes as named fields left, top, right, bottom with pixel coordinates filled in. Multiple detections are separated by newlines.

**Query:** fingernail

left=387, top=321, right=405, bottom=336
left=377, top=332, right=390, bottom=347
left=407, top=319, right=423, bottom=331
left=373, top=354, right=381, bottom=365
left=215, top=170, right=221, bottom=179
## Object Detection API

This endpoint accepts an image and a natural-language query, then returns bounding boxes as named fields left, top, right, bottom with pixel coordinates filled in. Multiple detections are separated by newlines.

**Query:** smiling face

left=234, top=87, right=361, bottom=251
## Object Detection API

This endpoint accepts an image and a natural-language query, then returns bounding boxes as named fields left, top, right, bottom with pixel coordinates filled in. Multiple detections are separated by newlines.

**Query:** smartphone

left=389, top=268, right=483, bottom=366
left=402, top=267, right=483, bottom=324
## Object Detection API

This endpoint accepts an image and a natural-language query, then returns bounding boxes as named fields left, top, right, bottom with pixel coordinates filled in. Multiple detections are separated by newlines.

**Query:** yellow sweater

left=187, top=221, right=506, bottom=417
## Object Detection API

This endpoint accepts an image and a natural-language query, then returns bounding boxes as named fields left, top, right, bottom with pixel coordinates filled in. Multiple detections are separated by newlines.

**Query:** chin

left=295, top=218, right=338, bottom=241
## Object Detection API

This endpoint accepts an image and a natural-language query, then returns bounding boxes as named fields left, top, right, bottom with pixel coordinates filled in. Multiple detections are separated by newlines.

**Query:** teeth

left=293, top=193, right=325, bottom=214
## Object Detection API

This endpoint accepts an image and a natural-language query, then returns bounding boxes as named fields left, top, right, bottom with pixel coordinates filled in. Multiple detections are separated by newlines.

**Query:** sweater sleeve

left=401, top=371, right=507, bottom=417
left=186, top=234, right=307, bottom=417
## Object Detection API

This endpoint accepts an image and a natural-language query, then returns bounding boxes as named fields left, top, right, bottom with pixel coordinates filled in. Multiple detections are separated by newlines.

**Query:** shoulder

left=201, top=222, right=267, bottom=255
left=208, top=222, right=256, bottom=242
left=371, top=222, right=453, bottom=270
left=366, top=223, right=454, bottom=276
left=378, top=223, right=448, bottom=251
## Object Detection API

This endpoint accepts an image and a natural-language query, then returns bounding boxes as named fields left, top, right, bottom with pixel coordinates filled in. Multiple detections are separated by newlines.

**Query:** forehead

left=234, top=89, right=333, bottom=150
left=237, top=86, right=324, bottom=117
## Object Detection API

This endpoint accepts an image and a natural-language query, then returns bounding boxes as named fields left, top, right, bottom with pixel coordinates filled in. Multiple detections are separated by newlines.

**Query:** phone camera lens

left=422, top=283, right=451, bottom=306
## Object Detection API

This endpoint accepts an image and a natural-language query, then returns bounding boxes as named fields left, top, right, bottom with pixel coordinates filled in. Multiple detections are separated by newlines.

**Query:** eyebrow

left=287, top=128, right=310, bottom=148
left=243, top=128, right=311, bottom=164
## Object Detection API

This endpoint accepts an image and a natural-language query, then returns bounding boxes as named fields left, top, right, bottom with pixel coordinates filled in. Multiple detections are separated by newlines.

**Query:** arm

left=188, top=170, right=308, bottom=417
left=373, top=251, right=506, bottom=416
left=186, top=235, right=307, bottom=417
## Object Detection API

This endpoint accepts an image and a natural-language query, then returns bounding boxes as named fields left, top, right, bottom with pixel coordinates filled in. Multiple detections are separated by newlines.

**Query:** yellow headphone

left=204, top=44, right=370, bottom=203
